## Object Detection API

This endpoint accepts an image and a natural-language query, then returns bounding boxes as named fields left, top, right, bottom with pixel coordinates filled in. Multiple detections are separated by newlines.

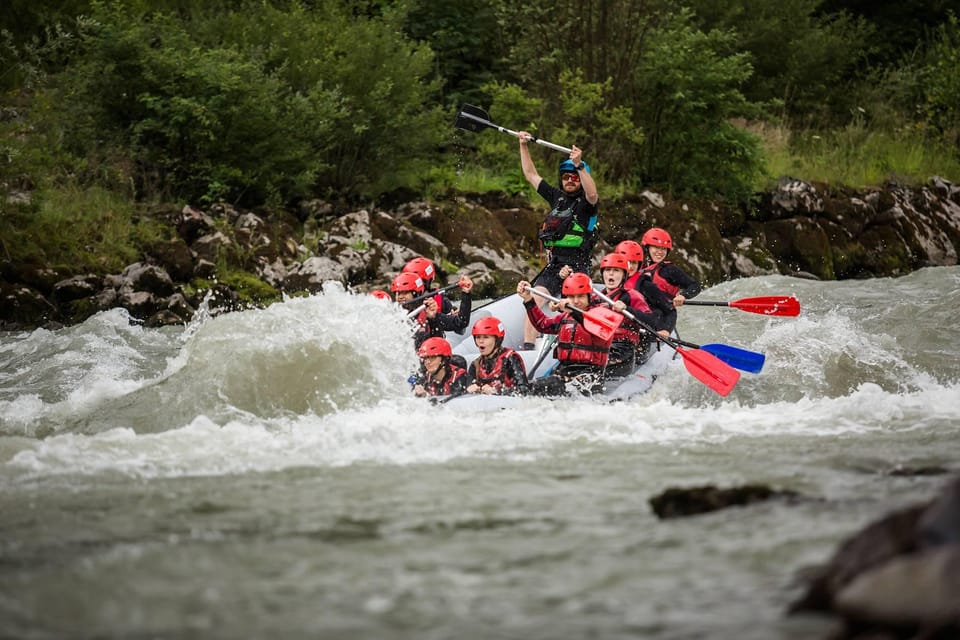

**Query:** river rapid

left=2, top=267, right=959, bottom=639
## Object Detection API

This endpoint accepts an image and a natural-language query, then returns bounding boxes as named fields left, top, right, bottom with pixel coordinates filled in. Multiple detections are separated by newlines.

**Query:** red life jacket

left=640, top=262, right=679, bottom=297
left=423, top=364, right=467, bottom=396
left=602, top=286, right=648, bottom=346
left=555, top=309, right=609, bottom=367
left=471, top=348, right=519, bottom=392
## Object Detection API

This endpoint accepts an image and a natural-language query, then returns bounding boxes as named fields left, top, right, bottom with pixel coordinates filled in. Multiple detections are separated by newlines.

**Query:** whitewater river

left=2, top=267, right=959, bottom=639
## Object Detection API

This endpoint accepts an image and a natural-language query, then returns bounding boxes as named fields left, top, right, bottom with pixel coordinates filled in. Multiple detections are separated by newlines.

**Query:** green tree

left=634, top=10, right=763, bottom=200
left=684, top=0, right=874, bottom=124
left=51, top=0, right=445, bottom=205
left=402, top=0, right=505, bottom=109
left=488, top=1, right=763, bottom=201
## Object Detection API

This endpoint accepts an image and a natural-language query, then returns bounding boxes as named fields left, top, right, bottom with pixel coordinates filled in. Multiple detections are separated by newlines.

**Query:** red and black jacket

left=468, top=348, right=530, bottom=395
left=524, top=299, right=610, bottom=368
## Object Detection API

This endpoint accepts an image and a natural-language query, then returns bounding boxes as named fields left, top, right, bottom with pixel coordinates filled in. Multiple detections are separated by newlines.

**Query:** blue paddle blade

left=700, top=344, right=765, bottom=374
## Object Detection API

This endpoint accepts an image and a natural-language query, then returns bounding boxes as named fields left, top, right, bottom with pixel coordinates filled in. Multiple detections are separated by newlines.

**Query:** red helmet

left=615, top=240, right=644, bottom=262
left=472, top=317, right=505, bottom=338
left=599, top=253, right=630, bottom=272
left=417, top=336, right=452, bottom=358
left=562, top=272, right=594, bottom=295
left=391, top=272, right=424, bottom=293
left=641, top=227, right=673, bottom=249
left=370, top=289, right=391, bottom=301
left=402, top=257, right=435, bottom=281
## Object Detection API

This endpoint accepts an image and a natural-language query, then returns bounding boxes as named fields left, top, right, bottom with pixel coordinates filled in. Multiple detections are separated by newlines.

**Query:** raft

left=440, top=291, right=676, bottom=408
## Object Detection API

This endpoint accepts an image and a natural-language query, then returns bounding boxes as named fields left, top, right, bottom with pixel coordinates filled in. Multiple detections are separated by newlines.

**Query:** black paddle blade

left=454, top=104, right=493, bottom=133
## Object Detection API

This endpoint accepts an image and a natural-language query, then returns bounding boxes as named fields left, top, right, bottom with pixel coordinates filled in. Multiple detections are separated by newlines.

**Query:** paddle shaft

left=524, top=286, right=622, bottom=341
left=456, top=110, right=572, bottom=154
left=526, top=334, right=558, bottom=382
left=406, top=304, right=426, bottom=319
left=591, top=290, right=666, bottom=345
left=592, top=289, right=741, bottom=395
left=404, top=282, right=461, bottom=308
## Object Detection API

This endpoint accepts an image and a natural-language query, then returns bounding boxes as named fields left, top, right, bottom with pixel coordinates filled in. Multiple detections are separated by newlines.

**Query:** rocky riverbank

left=3, top=176, right=959, bottom=331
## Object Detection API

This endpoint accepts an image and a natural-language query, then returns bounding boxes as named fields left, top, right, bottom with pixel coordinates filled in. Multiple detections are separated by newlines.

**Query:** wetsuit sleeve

left=661, top=264, right=702, bottom=299
left=431, top=292, right=472, bottom=334
left=504, top=352, right=531, bottom=395
left=635, top=277, right=677, bottom=332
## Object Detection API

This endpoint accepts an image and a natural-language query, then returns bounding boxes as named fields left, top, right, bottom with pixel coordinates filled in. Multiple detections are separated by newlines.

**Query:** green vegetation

left=1, top=0, right=958, bottom=277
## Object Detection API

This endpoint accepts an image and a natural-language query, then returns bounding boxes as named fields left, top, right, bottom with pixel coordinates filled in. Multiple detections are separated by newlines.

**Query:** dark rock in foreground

left=790, top=474, right=960, bottom=639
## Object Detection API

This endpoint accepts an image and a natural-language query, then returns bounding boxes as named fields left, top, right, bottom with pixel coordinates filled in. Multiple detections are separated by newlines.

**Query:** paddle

left=526, top=334, right=558, bottom=382
left=404, top=282, right=462, bottom=308
left=671, top=337, right=765, bottom=374
left=524, top=286, right=623, bottom=342
left=405, top=304, right=426, bottom=319
left=684, top=295, right=800, bottom=317
left=454, top=104, right=572, bottom=154
left=591, top=289, right=740, bottom=396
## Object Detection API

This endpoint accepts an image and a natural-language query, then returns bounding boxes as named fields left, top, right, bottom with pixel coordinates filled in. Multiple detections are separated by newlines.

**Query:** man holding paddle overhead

left=517, top=272, right=617, bottom=397
left=518, top=131, right=599, bottom=350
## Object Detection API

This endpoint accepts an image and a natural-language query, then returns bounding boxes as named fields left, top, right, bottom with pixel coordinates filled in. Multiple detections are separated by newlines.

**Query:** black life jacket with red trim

left=423, top=364, right=467, bottom=396
left=555, top=309, right=609, bottom=367
left=640, top=262, right=679, bottom=297
left=471, top=348, right=519, bottom=392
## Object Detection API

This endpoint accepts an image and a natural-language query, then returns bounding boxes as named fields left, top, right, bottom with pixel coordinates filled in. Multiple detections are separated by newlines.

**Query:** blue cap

left=559, top=159, right=590, bottom=178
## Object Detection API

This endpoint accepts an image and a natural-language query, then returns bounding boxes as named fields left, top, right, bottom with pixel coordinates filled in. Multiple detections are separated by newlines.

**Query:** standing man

left=517, top=131, right=599, bottom=350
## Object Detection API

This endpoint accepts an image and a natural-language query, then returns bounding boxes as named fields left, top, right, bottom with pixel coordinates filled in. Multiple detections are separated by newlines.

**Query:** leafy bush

left=52, top=0, right=446, bottom=206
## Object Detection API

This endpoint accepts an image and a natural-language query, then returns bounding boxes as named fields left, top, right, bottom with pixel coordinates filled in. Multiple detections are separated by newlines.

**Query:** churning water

left=2, top=267, right=959, bottom=639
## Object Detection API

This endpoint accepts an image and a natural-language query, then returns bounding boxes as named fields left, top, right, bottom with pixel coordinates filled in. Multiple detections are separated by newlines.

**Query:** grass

left=751, top=119, right=960, bottom=190
left=1, top=183, right=166, bottom=272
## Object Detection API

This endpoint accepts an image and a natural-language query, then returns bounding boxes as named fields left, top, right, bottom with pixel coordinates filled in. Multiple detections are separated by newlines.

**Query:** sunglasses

left=561, top=173, right=581, bottom=183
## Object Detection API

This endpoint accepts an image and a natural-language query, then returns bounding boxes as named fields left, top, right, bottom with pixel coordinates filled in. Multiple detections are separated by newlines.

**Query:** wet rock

left=52, top=274, right=102, bottom=302
left=790, top=476, right=960, bottom=639
left=147, top=238, right=195, bottom=281
left=145, top=309, right=185, bottom=327
left=834, top=546, right=960, bottom=631
left=648, top=483, right=801, bottom=519
left=176, top=205, right=215, bottom=242
left=118, top=290, right=158, bottom=319
left=121, top=263, right=175, bottom=297
left=283, top=256, right=346, bottom=293
left=0, top=283, right=58, bottom=328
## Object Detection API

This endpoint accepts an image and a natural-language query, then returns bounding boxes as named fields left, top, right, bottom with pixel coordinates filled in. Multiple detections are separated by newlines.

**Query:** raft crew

left=391, top=271, right=473, bottom=350
left=615, top=238, right=678, bottom=334
left=596, top=252, right=671, bottom=378
left=466, top=317, right=530, bottom=396
left=638, top=227, right=701, bottom=307
left=517, top=131, right=599, bottom=350
left=411, top=337, right=468, bottom=398
left=517, top=272, right=613, bottom=396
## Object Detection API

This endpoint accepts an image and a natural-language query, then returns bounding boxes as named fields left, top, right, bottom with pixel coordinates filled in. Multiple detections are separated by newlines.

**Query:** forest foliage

left=1, top=0, right=958, bottom=215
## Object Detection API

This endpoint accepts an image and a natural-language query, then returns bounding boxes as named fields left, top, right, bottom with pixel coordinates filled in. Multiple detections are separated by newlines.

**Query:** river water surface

left=2, top=267, right=959, bottom=639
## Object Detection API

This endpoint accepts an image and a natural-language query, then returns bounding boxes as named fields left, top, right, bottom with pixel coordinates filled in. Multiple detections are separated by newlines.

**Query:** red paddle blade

left=581, top=306, right=623, bottom=342
left=675, top=347, right=740, bottom=396
left=730, top=296, right=800, bottom=317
